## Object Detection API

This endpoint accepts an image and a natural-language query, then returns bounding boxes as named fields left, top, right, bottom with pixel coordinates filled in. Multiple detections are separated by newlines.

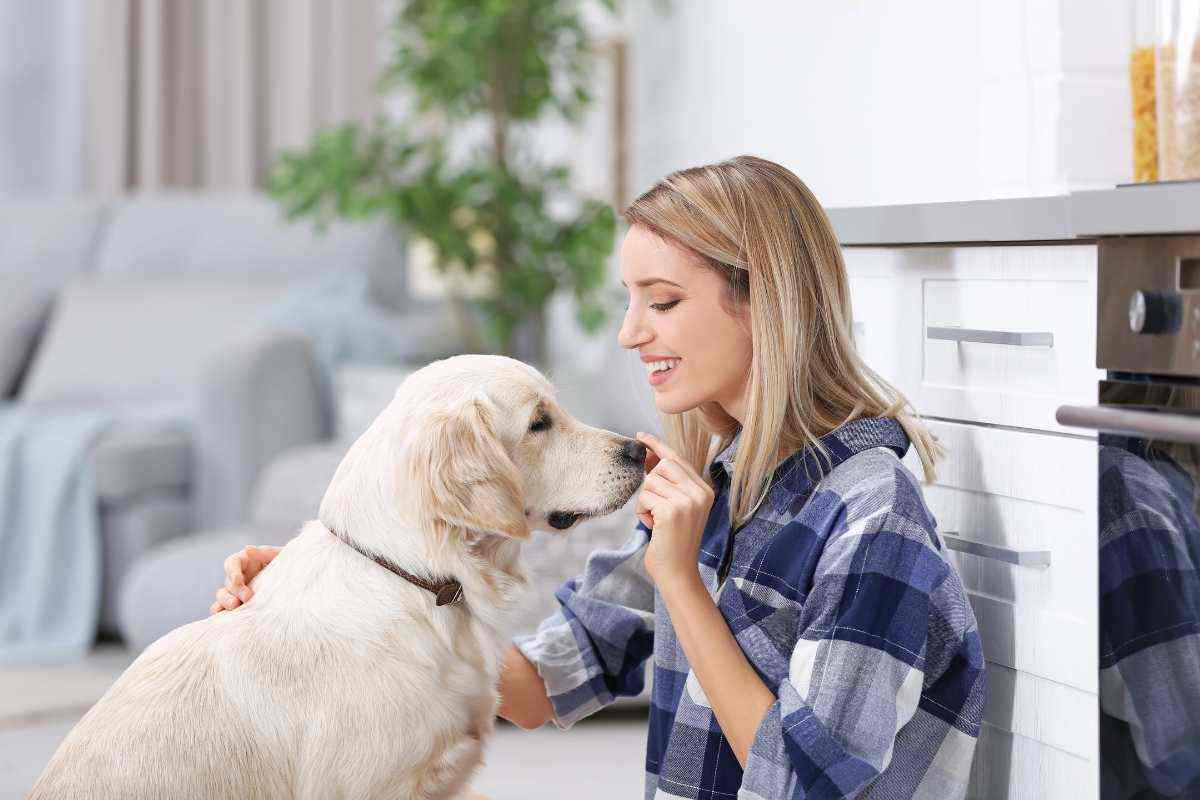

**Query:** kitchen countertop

left=826, top=181, right=1200, bottom=245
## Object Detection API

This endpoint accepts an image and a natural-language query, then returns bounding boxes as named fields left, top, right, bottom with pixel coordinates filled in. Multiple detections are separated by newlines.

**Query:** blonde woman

left=213, top=156, right=986, bottom=798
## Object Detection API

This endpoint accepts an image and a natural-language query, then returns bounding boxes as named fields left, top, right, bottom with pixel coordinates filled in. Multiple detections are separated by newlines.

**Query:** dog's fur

left=30, top=355, right=645, bottom=799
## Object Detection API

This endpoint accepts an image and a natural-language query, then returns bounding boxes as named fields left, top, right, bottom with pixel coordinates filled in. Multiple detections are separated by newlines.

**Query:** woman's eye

left=622, top=299, right=681, bottom=312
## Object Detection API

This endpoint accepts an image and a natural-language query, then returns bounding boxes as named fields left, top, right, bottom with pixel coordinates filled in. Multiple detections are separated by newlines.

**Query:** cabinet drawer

left=969, top=720, right=1097, bottom=800
left=970, top=660, right=1099, bottom=799
left=844, top=244, right=1102, bottom=433
left=902, top=419, right=1098, bottom=691
left=982, top=661, right=1097, bottom=761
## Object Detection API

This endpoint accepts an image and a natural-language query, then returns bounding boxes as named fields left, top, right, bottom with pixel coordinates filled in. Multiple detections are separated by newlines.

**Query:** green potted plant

left=266, top=0, right=620, bottom=367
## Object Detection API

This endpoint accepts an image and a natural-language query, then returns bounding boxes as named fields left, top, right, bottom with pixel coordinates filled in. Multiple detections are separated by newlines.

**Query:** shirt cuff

left=512, top=613, right=614, bottom=730
left=738, top=698, right=799, bottom=800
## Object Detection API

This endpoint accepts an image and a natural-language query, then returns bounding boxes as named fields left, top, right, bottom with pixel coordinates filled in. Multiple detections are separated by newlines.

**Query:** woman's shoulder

left=806, top=445, right=941, bottom=550
left=813, top=443, right=921, bottom=500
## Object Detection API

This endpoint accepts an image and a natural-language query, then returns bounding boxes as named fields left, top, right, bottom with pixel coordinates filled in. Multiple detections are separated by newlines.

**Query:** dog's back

left=28, top=527, right=494, bottom=800
left=28, top=618, right=285, bottom=799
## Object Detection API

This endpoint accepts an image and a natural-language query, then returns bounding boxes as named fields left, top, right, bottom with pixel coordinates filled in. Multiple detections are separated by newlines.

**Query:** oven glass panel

left=1099, top=379, right=1200, bottom=797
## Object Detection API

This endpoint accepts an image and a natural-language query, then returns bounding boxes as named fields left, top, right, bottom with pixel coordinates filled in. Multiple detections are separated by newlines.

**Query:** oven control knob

left=1129, top=290, right=1183, bottom=334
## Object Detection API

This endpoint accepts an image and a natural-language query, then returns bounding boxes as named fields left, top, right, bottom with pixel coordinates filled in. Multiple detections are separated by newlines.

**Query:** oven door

left=1058, top=379, right=1200, bottom=798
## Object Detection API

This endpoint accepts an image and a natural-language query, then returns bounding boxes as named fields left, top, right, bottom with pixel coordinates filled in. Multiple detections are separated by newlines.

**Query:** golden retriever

left=30, top=354, right=647, bottom=799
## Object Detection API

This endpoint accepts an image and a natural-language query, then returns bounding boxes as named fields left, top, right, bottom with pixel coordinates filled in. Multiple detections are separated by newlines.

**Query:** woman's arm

left=658, top=574, right=775, bottom=768
left=512, top=523, right=657, bottom=729
left=496, top=644, right=555, bottom=730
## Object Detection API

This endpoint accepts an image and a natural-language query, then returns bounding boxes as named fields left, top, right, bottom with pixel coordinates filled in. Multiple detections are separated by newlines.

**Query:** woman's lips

left=649, top=360, right=680, bottom=387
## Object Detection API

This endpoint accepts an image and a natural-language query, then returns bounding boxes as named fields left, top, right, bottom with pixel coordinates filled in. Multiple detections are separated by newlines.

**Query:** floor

left=0, top=644, right=648, bottom=799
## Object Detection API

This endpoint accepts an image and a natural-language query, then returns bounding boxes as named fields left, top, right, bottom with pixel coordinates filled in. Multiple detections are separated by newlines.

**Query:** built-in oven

left=1057, top=235, right=1200, bottom=798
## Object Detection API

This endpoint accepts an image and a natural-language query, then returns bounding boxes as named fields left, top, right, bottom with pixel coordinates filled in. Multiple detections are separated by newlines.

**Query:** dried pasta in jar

left=1131, top=46, right=1159, bottom=182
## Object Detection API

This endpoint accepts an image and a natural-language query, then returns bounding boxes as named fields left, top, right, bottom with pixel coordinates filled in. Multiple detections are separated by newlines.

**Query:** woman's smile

left=647, top=358, right=682, bottom=388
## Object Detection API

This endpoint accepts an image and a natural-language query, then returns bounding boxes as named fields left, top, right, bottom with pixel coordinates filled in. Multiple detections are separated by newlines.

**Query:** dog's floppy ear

left=405, top=394, right=529, bottom=541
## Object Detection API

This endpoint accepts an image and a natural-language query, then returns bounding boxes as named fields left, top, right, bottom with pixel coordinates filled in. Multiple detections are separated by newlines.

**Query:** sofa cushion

left=19, top=278, right=291, bottom=405
left=98, top=491, right=192, bottom=635
left=93, top=193, right=409, bottom=304
left=0, top=280, right=53, bottom=398
left=248, top=440, right=346, bottom=533
left=91, top=422, right=191, bottom=505
left=117, top=524, right=291, bottom=652
left=0, top=198, right=105, bottom=286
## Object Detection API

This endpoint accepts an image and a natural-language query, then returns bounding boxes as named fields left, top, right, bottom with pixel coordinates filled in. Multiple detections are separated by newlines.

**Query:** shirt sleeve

left=739, top=502, right=972, bottom=800
left=513, top=522, right=657, bottom=729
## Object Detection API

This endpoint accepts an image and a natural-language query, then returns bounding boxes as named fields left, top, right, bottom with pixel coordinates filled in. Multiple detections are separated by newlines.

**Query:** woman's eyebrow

left=620, top=278, right=684, bottom=289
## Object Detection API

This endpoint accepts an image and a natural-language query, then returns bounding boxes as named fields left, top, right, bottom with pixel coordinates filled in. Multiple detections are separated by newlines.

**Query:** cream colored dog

left=30, top=354, right=647, bottom=799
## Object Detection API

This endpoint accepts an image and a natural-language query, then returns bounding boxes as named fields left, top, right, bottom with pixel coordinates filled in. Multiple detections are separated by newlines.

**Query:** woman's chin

left=652, top=390, right=700, bottom=415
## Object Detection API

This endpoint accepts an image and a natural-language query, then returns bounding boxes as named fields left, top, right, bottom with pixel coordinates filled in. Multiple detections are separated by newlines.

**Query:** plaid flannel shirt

left=1099, top=438, right=1200, bottom=796
left=514, top=416, right=986, bottom=799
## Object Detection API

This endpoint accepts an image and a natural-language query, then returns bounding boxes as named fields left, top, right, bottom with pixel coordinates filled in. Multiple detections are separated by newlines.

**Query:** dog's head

left=323, top=355, right=646, bottom=546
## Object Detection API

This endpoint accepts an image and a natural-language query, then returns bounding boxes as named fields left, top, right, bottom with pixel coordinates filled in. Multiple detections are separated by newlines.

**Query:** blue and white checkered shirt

left=515, top=416, right=986, bottom=799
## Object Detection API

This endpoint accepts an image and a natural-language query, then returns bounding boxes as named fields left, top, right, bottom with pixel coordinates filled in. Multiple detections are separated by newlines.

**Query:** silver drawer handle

left=1057, top=404, right=1200, bottom=444
left=940, top=532, right=1051, bottom=568
left=927, top=326, right=1054, bottom=347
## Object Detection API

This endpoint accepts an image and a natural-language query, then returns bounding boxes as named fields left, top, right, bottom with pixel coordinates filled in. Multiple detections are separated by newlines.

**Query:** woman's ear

left=404, top=395, right=529, bottom=541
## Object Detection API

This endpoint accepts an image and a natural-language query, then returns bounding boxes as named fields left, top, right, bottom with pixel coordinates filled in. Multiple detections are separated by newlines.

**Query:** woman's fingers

left=636, top=482, right=669, bottom=527
left=246, top=545, right=281, bottom=576
left=213, top=586, right=242, bottom=611
left=643, top=447, right=661, bottom=473
left=647, top=458, right=687, bottom=488
left=218, top=544, right=278, bottom=615
left=637, top=432, right=705, bottom=485
left=223, top=551, right=247, bottom=590
left=647, top=465, right=710, bottom=508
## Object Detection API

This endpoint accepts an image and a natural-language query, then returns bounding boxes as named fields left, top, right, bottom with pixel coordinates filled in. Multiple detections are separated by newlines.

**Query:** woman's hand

left=635, top=432, right=715, bottom=589
left=209, top=545, right=281, bottom=614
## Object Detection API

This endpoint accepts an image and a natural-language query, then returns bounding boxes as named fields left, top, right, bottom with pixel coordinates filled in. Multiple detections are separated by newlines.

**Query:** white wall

left=624, top=0, right=1134, bottom=207
left=549, top=0, right=1137, bottom=435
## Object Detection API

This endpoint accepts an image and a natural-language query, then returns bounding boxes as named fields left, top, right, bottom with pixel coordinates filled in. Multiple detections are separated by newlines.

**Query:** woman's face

left=617, top=224, right=753, bottom=423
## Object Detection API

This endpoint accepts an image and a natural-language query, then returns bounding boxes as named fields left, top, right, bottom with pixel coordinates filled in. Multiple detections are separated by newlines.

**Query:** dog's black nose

left=619, top=439, right=647, bottom=467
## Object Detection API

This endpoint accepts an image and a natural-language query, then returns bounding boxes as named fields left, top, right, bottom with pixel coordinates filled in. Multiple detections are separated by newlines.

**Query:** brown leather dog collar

left=328, top=526, right=464, bottom=607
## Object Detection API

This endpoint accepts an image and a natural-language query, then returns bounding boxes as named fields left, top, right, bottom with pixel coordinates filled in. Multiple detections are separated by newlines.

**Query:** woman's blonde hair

left=623, top=155, right=944, bottom=528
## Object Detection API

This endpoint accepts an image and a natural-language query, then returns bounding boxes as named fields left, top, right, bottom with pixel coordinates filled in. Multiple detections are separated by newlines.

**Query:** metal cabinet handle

left=940, top=532, right=1051, bottom=568
left=927, top=326, right=1054, bottom=347
left=1056, top=404, right=1200, bottom=444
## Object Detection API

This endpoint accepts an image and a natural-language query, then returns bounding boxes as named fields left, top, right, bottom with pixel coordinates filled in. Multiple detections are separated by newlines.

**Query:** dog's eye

left=529, top=414, right=552, bottom=433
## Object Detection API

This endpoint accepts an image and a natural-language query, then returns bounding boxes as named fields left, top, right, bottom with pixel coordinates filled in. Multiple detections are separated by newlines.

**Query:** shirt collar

left=707, top=416, right=911, bottom=484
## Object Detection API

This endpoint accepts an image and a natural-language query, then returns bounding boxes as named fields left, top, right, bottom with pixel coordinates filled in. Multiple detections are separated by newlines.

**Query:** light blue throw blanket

left=0, top=402, right=117, bottom=664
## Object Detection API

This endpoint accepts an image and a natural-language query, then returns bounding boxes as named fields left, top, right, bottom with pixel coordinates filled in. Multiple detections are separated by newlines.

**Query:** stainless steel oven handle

left=1056, top=404, right=1200, bottom=444
left=940, top=533, right=1051, bottom=568
left=927, top=326, right=1054, bottom=347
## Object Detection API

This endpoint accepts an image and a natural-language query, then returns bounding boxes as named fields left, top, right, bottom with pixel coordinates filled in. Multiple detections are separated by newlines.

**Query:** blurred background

left=0, top=0, right=1152, bottom=796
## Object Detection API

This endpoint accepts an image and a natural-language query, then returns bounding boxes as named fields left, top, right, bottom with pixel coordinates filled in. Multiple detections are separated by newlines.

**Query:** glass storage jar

left=1132, top=1, right=1159, bottom=182
left=1158, top=0, right=1200, bottom=180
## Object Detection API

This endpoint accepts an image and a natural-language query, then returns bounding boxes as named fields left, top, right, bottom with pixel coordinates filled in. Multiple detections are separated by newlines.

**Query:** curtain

left=86, top=0, right=382, bottom=194
left=0, top=0, right=88, bottom=194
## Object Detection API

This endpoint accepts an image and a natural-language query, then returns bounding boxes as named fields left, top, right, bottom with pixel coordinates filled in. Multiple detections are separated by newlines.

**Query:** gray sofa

left=0, top=193, right=464, bottom=635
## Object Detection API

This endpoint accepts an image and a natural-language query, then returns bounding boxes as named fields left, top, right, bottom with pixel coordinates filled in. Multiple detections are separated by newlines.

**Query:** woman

left=212, top=156, right=986, bottom=798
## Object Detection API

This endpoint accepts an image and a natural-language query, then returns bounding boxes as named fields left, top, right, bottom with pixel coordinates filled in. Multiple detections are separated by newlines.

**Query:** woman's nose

left=617, top=309, right=650, bottom=349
